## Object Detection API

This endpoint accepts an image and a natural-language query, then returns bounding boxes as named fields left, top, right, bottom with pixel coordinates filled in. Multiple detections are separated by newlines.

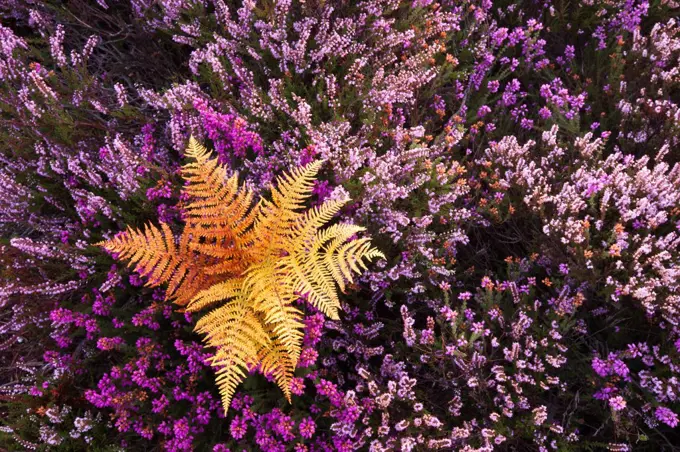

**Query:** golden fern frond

left=99, top=224, right=181, bottom=294
left=278, top=225, right=355, bottom=319
left=241, top=260, right=282, bottom=310
left=101, top=139, right=383, bottom=413
left=335, top=238, right=385, bottom=282
left=185, top=279, right=243, bottom=313
left=269, top=160, right=323, bottom=212
left=280, top=223, right=383, bottom=319
left=182, top=136, right=257, bottom=268
left=291, top=198, right=348, bottom=244
left=264, top=302, right=304, bottom=364
left=98, top=224, right=172, bottom=277
left=182, top=138, right=249, bottom=221
left=258, top=337, right=296, bottom=403
left=98, top=223, right=216, bottom=306
left=186, top=173, right=256, bottom=238
left=181, top=136, right=224, bottom=198
left=316, top=224, right=367, bottom=291
left=277, top=200, right=351, bottom=318
left=195, top=298, right=269, bottom=348
left=251, top=161, right=325, bottom=256
left=213, top=363, right=247, bottom=413
left=196, top=298, right=269, bottom=411
left=241, top=264, right=305, bottom=361
left=279, top=252, right=340, bottom=320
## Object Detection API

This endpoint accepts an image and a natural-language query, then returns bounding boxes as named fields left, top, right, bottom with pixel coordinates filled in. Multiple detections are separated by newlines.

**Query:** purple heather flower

left=298, top=417, right=316, bottom=439
left=477, top=105, right=491, bottom=118
left=655, top=407, right=679, bottom=428
left=538, top=106, right=552, bottom=119
left=487, top=80, right=500, bottom=93
left=230, top=415, right=248, bottom=440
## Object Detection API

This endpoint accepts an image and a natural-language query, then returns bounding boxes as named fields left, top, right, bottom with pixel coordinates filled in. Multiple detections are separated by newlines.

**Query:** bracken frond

left=97, top=222, right=216, bottom=307
left=258, top=334, right=296, bottom=403
left=99, top=138, right=383, bottom=412
left=251, top=160, right=325, bottom=258
left=196, top=297, right=269, bottom=411
left=182, top=136, right=256, bottom=273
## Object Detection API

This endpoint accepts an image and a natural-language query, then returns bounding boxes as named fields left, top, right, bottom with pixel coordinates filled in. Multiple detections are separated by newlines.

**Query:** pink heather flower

left=299, top=417, right=316, bottom=439
left=129, top=274, right=143, bottom=287
left=395, top=419, right=410, bottom=431
left=29, top=386, right=44, bottom=397
left=151, top=395, right=169, bottom=414
left=299, top=145, right=318, bottom=166
left=96, top=336, right=124, bottom=351
left=481, top=276, right=493, bottom=290
left=273, top=412, right=295, bottom=441
left=440, top=306, right=456, bottom=321
left=312, top=180, right=332, bottom=204
left=520, top=118, right=534, bottom=130
left=193, top=98, right=263, bottom=161
left=49, top=24, right=67, bottom=67
left=298, top=347, right=318, bottom=368
left=609, top=396, right=626, bottom=411
left=114, top=83, right=128, bottom=107
left=290, top=377, right=305, bottom=396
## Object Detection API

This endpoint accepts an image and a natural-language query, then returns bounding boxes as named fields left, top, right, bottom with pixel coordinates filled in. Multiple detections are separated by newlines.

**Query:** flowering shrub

left=1, top=0, right=680, bottom=451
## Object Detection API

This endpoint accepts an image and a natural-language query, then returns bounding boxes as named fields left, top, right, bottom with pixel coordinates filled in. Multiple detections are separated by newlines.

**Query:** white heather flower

left=395, top=420, right=409, bottom=431
left=533, top=405, right=548, bottom=425
left=328, top=185, right=351, bottom=203
left=609, top=396, right=627, bottom=411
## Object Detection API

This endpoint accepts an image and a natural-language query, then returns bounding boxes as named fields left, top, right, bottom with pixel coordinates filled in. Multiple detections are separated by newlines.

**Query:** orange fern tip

left=96, top=238, right=121, bottom=254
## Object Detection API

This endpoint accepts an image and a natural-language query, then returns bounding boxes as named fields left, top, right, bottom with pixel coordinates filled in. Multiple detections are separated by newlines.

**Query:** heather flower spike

left=98, top=137, right=383, bottom=411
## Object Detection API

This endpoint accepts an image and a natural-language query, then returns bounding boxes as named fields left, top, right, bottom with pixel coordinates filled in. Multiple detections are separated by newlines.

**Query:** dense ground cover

left=1, top=0, right=680, bottom=450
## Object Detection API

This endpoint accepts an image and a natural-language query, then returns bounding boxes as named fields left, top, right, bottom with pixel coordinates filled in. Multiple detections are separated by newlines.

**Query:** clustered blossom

left=193, top=98, right=263, bottom=161
left=1, top=0, right=680, bottom=450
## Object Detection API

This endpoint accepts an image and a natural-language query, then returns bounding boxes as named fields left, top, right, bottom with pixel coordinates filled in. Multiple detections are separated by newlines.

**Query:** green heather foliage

left=0, top=1, right=680, bottom=451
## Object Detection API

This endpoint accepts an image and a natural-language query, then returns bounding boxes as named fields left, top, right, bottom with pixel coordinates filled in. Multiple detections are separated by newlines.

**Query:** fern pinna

left=99, top=137, right=383, bottom=411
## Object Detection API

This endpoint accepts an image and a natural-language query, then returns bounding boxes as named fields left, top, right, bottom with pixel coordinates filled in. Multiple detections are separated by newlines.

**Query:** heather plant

left=2, top=0, right=680, bottom=451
